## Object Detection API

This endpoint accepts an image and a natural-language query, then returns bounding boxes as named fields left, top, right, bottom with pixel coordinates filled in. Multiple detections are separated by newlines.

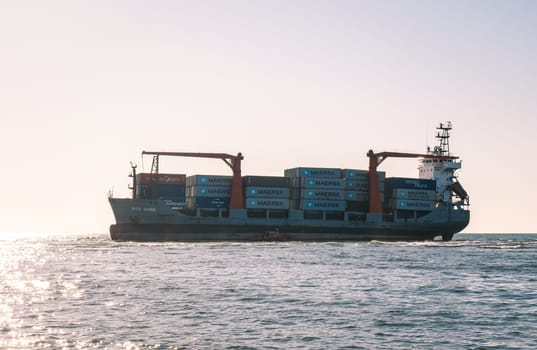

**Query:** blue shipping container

left=386, top=178, right=436, bottom=191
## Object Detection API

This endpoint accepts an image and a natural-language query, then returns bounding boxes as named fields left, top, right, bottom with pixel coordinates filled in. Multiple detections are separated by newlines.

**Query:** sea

left=1, top=233, right=537, bottom=349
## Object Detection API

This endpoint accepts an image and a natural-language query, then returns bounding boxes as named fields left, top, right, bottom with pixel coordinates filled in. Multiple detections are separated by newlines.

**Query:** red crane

left=367, top=150, right=458, bottom=214
left=142, top=151, right=244, bottom=209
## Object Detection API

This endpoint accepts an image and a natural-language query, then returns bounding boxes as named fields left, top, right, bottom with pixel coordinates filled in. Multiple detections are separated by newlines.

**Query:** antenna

left=426, top=124, right=429, bottom=153
left=435, top=121, right=452, bottom=157
left=128, top=162, right=138, bottom=199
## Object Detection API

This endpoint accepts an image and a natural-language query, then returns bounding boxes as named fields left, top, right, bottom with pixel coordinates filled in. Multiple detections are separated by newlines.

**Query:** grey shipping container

left=390, top=199, right=435, bottom=211
left=285, top=167, right=341, bottom=179
left=391, top=189, right=436, bottom=201
left=292, top=199, right=346, bottom=211
left=245, top=198, right=290, bottom=210
left=243, top=176, right=290, bottom=187
left=345, top=180, right=385, bottom=191
left=187, top=186, right=232, bottom=197
left=346, top=191, right=371, bottom=202
left=245, top=186, right=290, bottom=198
left=297, top=189, right=345, bottom=200
left=341, top=169, right=386, bottom=181
left=291, top=177, right=345, bottom=189
left=186, top=197, right=230, bottom=209
left=186, top=175, right=233, bottom=187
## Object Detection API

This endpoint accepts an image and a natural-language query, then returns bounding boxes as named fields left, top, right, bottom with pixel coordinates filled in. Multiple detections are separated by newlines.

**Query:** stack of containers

left=243, top=176, right=290, bottom=211
left=285, top=167, right=346, bottom=212
left=385, top=177, right=437, bottom=211
left=136, top=173, right=186, bottom=204
left=185, top=175, right=232, bottom=210
left=342, top=169, right=385, bottom=212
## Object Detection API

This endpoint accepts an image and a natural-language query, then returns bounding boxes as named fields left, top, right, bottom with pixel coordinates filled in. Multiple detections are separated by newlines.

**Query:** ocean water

left=1, top=234, right=537, bottom=349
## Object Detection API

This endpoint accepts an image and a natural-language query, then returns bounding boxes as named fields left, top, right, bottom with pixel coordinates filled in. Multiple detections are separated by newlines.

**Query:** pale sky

left=1, top=1, right=536, bottom=234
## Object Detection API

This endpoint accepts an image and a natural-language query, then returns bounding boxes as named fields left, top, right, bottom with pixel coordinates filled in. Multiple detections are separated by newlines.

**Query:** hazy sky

left=1, top=1, right=536, bottom=234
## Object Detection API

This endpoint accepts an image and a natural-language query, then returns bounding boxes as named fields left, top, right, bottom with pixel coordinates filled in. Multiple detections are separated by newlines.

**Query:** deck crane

left=141, top=151, right=244, bottom=209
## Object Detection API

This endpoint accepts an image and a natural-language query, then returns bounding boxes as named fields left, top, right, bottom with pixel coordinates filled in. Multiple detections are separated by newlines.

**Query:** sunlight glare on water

left=1, top=233, right=537, bottom=349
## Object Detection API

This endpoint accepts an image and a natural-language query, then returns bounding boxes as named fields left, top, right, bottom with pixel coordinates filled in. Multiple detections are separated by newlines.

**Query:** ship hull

left=109, top=222, right=466, bottom=242
left=108, top=198, right=469, bottom=242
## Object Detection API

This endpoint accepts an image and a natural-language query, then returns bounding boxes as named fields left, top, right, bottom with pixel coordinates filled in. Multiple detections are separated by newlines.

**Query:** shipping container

left=245, top=198, right=290, bottom=210
left=344, top=179, right=385, bottom=191
left=345, top=200, right=369, bottom=212
left=186, top=197, right=230, bottom=209
left=245, top=186, right=290, bottom=198
left=391, top=189, right=436, bottom=201
left=187, top=186, right=232, bottom=197
left=156, top=184, right=186, bottom=197
left=291, top=177, right=345, bottom=189
left=285, top=167, right=341, bottom=178
left=297, top=189, right=345, bottom=200
left=385, top=177, right=436, bottom=191
left=186, top=175, right=232, bottom=187
left=390, top=199, right=435, bottom=211
left=136, top=173, right=186, bottom=185
left=345, top=191, right=369, bottom=202
left=137, top=184, right=186, bottom=199
left=137, top=185, right=152, bottom=199
left=242, top=176, right=290, bottom=187
left=291, top=199, right=346, bottom=211
left=341, top=169, right=386, bottom=181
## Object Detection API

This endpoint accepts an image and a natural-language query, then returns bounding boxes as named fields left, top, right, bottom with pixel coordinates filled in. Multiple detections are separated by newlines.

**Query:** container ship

left=109, top=122, right=469, bottom=241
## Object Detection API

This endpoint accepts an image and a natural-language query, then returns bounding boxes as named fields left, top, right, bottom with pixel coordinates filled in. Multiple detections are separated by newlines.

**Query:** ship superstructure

left=419, top=122, right=469, bottom=208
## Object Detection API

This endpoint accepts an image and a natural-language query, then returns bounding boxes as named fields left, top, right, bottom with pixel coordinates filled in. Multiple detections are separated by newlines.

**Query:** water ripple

left=1, top=233, right=537, bottom=348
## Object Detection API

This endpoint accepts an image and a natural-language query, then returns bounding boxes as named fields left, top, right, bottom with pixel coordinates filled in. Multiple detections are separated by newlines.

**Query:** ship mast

left=429, top=121, right=452, bottom=157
